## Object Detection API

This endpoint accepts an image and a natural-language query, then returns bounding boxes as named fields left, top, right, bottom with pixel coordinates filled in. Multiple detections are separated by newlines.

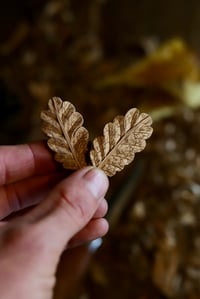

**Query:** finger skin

left=25, top=167, right=109, bottom=245
left=93, top=198, right=108, bottom=219
left=0, top=141, right=58, bottom=185
left=0, top=172, right=65, bottom=220
left=0, top=167, right=109, bottom=299
left=0, top=142, right=107, bottom=221
left=68, top=218, right=109, bottom=248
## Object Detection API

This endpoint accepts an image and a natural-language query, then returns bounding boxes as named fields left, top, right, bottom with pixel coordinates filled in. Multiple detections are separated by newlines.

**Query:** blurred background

left=0, top=0, right=200, bottom=298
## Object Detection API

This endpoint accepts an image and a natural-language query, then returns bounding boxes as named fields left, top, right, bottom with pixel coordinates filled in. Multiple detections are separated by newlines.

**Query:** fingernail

left=83, top=167, right=109, bottom=199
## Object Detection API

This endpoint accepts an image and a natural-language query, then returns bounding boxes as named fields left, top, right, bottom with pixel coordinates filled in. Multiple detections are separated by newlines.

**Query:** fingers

left=93, top=197, right=108, bottom=218
left=0, top=167, right=109, bottom=256
left=68, top=199, right=109, bottom=247
left=0, top=172, right=65, bottom=220
left=0, top=141, right=58, bottom=185
left=23, top=167, right=109, bottom=254
left=68, top=218, right=109, bottom=248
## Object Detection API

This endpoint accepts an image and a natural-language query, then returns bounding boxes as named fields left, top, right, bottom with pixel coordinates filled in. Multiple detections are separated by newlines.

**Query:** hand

left=0, top=142, right=109, bottom=299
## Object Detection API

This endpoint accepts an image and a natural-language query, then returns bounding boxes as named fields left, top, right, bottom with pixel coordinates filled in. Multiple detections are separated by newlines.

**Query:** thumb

left=25, top=166, right=109, bottom=252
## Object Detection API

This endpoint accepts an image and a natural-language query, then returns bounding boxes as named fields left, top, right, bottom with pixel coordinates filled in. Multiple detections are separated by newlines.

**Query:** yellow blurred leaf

left=98, top=39, right=199, bottom=88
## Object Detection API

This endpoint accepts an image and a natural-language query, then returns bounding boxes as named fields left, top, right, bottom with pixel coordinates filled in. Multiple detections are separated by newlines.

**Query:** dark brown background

left=0, top=1, right=200, bottom=299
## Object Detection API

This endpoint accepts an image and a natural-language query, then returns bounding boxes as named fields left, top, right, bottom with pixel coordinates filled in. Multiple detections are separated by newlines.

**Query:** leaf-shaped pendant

left=90, top=108, right=153, bottom=176
left=41, top=97, right=89, bottom=169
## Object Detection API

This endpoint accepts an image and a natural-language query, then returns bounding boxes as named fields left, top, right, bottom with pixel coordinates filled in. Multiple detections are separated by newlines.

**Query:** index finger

left=0, top=141, right=58, bottom=185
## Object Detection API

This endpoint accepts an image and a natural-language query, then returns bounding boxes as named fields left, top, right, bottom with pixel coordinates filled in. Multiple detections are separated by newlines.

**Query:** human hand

left=0, top=142, right=109, bottom=299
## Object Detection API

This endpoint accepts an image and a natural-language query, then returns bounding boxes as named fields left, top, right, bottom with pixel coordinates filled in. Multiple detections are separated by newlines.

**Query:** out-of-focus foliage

left=98, top=39, right=199, bottom=88
left=98, top=39, right=200, bottom=121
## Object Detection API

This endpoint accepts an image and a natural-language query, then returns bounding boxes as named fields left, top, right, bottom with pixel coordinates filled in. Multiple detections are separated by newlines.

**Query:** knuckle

left=58, top=186, right=93, bottom=222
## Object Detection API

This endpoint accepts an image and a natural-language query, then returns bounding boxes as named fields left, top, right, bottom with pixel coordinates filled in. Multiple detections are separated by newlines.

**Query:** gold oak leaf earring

left=41, top=97, right=153, bottom=177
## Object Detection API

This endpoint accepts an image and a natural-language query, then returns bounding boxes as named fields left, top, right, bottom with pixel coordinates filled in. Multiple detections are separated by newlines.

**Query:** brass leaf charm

left=41, top=98, right=153, bottom=176
left=41, top=97, right=89, bottom=169
left=90, top=108, right=153, bottom=176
